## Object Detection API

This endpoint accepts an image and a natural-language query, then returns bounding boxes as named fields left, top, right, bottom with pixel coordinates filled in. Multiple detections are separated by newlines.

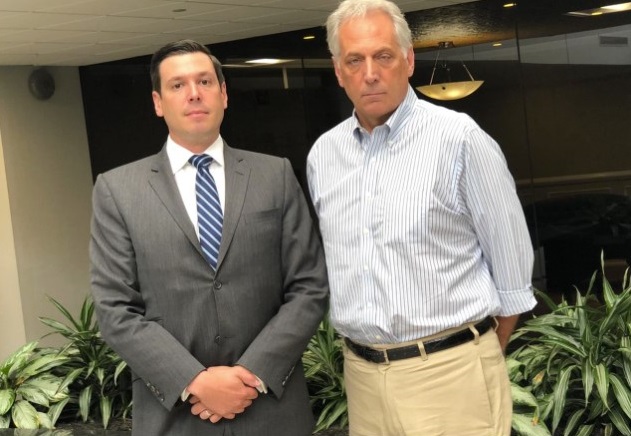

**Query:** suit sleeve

left=236, top=159, right=329, bottom=398
left=90, top=174, right=205, bottom=410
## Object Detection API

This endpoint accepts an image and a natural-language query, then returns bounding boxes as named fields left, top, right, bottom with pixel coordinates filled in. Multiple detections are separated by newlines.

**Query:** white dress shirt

left=307, top=86, right=536, bottom=345
left=166, top=135, right=226, bottom=233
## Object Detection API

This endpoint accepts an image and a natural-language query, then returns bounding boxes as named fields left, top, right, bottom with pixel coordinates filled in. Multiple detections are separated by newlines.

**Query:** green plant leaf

left=610, top=373, right=631, bottom=419
left=12, top=400, right=39, bottom=429
left=46, top=296, right=83, bottom=332
left=95, top=368, right=105, bottom=386
left=512, top=384, right=539, bottom=408
left=552, top=365, right=573, bottom=432
left=16, top=385, right=49, bottom=407
left=303, top=317, right=346, bottom=431
left=80, top=297, right=95, bottom=330
left=38, top=318, right=77, bottom=339
left=562, top=409, right=585, bottom=436
left=314, top=398, right=347, bottom=431
left=511, top=413, right=551, bottom=436
left=523, top=326, right=585, bottom=357
left=85, top=361, right=96, bottom=380
left=20, top=374, right=66, bottom=403
left=620, top=336, right=631, bottom=388
left=5, top=342, right=38, bottom=380
left=575, top=424, right=595, bottom=436
left=35, top=296, right=133, bottom=427
left=100, top=396, right=112, bottom=429
left=602, top=269, right=617, bottom=310
left=37, top=411, right=53, bottom=429
left=610, top=406, right=631, bottom=436
left=79, top=385, right=92, bottom=422
left=0, top=389, right=16, bottom=416
left=581, top=359, right=594, bottom=403
left=586, top=397, right=605, bottom=421
left=0, top=413, right=9, bottom=428
left=533, top=290, right=559, bottom=312
left=57, top=367, right=83, bottom=395
left=47, top=397, right=69, bottom=426
left=19, top=354, right=70, bottom=381
left=114, top=361, right=127, bottom=385
left=594, top=362, right=610, bottom=409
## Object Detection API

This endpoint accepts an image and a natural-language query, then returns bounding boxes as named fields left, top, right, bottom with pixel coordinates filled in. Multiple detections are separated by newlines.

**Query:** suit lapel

left=147, top=147, right=204, bottom=258
left=219, top=144, right=250, bottom=268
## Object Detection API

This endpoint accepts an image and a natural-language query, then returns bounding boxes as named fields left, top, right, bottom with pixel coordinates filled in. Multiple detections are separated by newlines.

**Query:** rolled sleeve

left=497, top=285, right=537, bottom=316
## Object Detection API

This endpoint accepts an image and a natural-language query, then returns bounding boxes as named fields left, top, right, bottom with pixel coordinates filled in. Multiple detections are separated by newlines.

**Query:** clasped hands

left=187, top=366, right=260, bottom=424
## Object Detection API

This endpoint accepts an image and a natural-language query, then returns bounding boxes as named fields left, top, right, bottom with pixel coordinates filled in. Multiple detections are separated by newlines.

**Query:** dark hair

left=150, top=39, right=225, bottom=93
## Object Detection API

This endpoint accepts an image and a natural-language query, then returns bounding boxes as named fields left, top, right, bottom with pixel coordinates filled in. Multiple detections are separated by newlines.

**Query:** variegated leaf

left=0, top=389, right=16, bottom=415
left=12, top=400, right=39, bottom=429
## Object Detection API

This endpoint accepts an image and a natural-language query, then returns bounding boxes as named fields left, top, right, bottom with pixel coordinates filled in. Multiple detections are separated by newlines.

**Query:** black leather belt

left=344, top=317, right=495, bottom=364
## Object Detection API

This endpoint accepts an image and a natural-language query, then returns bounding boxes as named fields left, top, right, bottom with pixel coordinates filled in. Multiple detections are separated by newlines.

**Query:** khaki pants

left=343, top=324, right=512, bottom=436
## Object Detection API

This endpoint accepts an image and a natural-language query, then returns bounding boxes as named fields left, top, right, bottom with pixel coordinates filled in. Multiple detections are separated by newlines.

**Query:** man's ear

left=333, top=57, right=344, bottom=88
left=406, top=47, right=415, bottom=77
left=221, top=81, right=228, bottom=109
left=152, top=90, right=163, bottom=117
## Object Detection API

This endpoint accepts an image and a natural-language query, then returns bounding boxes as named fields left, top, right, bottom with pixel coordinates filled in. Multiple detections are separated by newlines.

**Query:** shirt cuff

left=497, top=285, right=537, bottom=316
left=255, top=375, right=268, bottom=394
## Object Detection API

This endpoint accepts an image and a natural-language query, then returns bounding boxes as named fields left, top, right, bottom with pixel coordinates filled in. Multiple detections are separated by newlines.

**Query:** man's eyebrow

left=164, top=71, right=214, bottom=82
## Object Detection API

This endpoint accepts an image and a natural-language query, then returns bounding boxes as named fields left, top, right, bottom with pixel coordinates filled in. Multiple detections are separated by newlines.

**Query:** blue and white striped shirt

left=307, top=85, right=536, bottom=344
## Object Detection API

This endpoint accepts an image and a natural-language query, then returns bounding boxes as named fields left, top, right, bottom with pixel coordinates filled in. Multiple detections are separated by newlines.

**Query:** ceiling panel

left=37, top=0, right=177, bottom=15
left=0, top=0, right=479, bottom=66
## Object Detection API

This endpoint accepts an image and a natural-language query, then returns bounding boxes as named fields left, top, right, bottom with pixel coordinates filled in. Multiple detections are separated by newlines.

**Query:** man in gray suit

left=90, top=39, right=328, bottom=435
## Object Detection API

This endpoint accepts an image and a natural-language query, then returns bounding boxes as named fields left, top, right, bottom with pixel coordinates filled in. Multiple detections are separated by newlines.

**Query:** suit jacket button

left=214, top=335, right=223, bottom=344
left=213, top=280, right=222, bottom=290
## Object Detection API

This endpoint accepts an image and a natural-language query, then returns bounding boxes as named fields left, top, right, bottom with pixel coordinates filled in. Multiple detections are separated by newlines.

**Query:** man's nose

left=364, top=59, right=379, bottom=83
left=188, top=84, right=201, bottom=101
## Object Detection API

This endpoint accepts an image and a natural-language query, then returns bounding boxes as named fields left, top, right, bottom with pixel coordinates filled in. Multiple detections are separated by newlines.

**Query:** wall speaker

left=28, top=68, right=55, bottom=101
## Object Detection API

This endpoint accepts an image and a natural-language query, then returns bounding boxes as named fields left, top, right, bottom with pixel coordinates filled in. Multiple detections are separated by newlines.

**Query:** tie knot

left=189, top=154, right=213, bottom=170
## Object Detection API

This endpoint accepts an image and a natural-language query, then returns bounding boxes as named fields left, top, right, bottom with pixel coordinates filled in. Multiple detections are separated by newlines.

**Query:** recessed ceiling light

left=492, top=42, right=503, bottom=47
left=503, top=3, right=517, bottom=8
left=602, top=2, right=631, bottom=10
left=303, top=35, right=315, bottom=40
left=245, top=58, right=290, bottom=65
left=567, top=2, right=631, bottom=16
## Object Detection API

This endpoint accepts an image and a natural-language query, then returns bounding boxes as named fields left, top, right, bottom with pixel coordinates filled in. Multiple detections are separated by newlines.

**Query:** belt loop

left=468, top=324, right=481, bottom=345
left=416, top=341, right=429, bottom=361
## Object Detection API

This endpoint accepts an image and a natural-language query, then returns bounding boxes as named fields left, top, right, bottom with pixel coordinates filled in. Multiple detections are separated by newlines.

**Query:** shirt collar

left=166, top=135, right=225, bottom=174
left=352, top=85, right=417, bottom=147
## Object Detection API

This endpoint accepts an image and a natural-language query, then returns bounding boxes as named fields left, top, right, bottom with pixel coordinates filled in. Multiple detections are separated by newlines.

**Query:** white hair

left=326, top=0, right=413, bottom=59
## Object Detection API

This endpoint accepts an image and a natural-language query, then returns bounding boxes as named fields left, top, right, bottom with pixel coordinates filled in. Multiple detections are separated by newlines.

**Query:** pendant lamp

left=416, top=42, right=484, bottom=101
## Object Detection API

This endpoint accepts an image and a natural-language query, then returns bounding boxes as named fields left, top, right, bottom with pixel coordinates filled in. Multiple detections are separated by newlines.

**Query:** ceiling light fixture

left=245, top=58, right=290, bottom=65
left=566, top=2, right=631, bottom=16
left=303, top=35, right=315, bottom=40
left=416, top=41, right=484, bottom=101
left=503, top=3, right=517, bottom=8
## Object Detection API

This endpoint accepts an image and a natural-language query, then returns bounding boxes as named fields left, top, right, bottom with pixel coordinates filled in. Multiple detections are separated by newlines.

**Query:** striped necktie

left=189, top=154, right=223, bottom=269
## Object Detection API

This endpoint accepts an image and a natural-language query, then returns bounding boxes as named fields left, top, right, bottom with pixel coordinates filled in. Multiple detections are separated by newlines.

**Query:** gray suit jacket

left=90, top=144, right=328, bottom=435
